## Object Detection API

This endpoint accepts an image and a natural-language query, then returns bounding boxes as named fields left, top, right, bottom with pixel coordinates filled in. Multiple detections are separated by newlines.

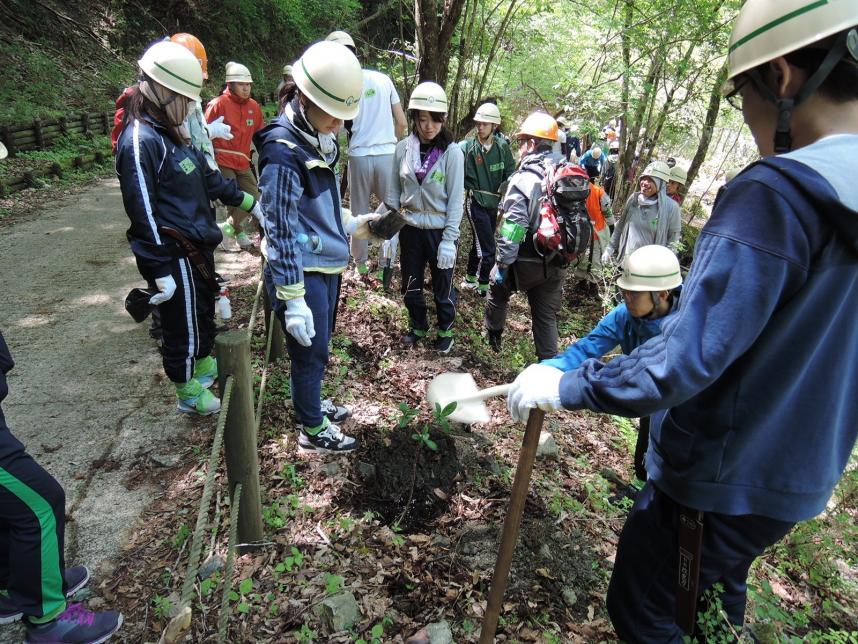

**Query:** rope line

left=179, top=375, right=234, bottom=607
left=254, top=309, right=277, bottom=432
left=217, top=482, right=242, bottom=643
left=246, top=264, right=265, bottom=331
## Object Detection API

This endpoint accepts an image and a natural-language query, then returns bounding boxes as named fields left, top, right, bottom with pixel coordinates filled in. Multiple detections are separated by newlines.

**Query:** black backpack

left=537, top=162, right=593, bottom=263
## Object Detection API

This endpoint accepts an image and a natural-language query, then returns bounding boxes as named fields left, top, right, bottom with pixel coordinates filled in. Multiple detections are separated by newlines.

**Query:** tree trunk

left=414, top=0, right=468, bottom=87
left=685, top=61, right=729, bottom=202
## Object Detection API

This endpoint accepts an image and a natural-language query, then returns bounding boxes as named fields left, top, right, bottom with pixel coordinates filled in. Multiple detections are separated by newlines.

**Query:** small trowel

left=426, top=372, right=512, bottom=424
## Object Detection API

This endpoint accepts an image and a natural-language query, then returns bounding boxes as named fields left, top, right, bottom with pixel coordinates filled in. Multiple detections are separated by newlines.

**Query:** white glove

left=284, top=297, right=315, bottom=347
left=207, top=116, right=233, bottom=140
left=601, top=248, right=614, bottom=265
left=250, top=201, right=264, bottom=227
left=149, top=275, right=177, bottom=305
left=344, top=213, right=383, bottom=240
left=437, top=239, right=456, bottom=270
left=507, top=364, right=565, bottom=423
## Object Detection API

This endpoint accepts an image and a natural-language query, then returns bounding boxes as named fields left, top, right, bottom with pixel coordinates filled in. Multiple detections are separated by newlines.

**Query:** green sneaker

left=176, top=379, right=221, bottom=416
left=218, top=222, right=241, bottom=252
left=193, top=356, right=218, bottom=389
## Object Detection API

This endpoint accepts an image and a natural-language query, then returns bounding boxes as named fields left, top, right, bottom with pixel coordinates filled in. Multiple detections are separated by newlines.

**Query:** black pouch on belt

left=675, top=505, right=704, bottom=634
left=158, top=225, right=219, bottom=290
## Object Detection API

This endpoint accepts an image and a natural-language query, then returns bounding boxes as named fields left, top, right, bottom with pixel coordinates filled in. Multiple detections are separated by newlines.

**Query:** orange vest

left=586, top=183, right=608, bottom=233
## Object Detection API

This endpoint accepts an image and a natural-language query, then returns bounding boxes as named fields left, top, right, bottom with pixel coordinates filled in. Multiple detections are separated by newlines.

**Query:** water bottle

left=296, top=232, right=323, bottom=254
left=217, top=286, right=232, bottom=320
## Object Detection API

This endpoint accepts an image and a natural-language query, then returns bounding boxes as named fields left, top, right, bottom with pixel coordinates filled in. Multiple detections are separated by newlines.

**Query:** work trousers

left=150, top=255, right=217, bottom=384
left=465, top=198, right=497, bottom=285
left=606, top=483, right=795, bottom=642
left=0, top=429, right=66, bottom=622
left=264, top=270, right=340, bottom=429
left=347, top=154, right=394, bottom=267
left=220, top=167, right=258, bottom=234
left=399, top=225, right=456, bottom=333
left=485, top=261, right=564, bottom=360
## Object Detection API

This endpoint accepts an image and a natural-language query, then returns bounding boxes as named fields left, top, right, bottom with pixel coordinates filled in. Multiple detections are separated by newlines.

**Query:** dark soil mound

left=346, top=427, right=464, bottom=532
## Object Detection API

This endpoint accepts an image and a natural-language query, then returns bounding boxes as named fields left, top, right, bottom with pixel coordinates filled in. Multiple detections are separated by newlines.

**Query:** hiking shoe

left=478, top=284, right=488, bottom=298
left=24, top=603, right=122, bottom=644
left=0, top=566, right=92, bottom=624
left=434, top=335, right=454, bottom=354
left=176, top=379, right=221, bottom=416
left=380, top=267, right=393, bottom=292
left=193, top=356, right=218, bottom=389
left=320, top=399, right=350, bottom=423
left=235, top=231, right=254, bottom=249
left=298, top=422, right=359, bottom=454
left=487, top=329, right=503, bottom=353
left=218, top=223, right=241, bottom=252
left=401, top=330, right=426, bottom=348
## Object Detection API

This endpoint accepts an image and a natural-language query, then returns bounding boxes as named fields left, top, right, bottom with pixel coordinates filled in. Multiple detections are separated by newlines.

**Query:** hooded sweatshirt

left=558, top=134, right=858, bottom=522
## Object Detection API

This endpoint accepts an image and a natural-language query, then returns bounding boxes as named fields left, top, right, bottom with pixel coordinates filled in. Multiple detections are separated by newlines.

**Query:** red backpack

left=535, top=162, right=593, bottom=263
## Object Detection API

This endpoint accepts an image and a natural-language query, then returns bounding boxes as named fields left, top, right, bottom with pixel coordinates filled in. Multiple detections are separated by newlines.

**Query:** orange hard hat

left=516, top=112, right=559, bottom=142
left=170, top=33, right=208, bottom=80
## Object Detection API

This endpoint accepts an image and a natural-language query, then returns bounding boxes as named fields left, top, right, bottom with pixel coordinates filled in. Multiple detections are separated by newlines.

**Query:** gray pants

left=485, top=261, right=565, bottom=360
left=348, top=154, right=394, bottom=266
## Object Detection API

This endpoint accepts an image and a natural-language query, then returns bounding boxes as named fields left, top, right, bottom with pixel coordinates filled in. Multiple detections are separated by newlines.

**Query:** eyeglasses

left=723, top=75, right=749, bottom=111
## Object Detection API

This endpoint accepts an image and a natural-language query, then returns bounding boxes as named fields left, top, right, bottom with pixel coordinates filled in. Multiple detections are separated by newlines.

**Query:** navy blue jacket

left=115, top=114, right=250, bottom=281
left=558, top=134, right=858, bottom=522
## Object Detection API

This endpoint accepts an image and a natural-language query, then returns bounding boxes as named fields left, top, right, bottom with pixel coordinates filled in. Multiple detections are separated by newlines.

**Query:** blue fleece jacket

left=542, top=295, right=677, bottom=371
left=558, top=134, right=858, bottom=522
left=254, top=115, right=350, bottom=288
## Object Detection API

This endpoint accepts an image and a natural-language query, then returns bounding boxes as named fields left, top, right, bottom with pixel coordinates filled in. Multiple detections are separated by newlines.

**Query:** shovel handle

left=451, top=383, right=513, bottom=406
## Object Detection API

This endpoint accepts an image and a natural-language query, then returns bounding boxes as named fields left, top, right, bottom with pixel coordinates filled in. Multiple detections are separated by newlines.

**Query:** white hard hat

left=669, top=166, right=688, bottom=185
left=138, top=41, right=204, bottom=102
left=408, top=82, right=448, bottom=114
left=616, top=245, right=682, bottom=291
left=641, top=161, right=672, bottom=183
left=293, top=41, right=363, bottom=120
left=474, top=102, right=501, bottom=124
left=0, top=142, right=7, bottom=160
left=225, top=62, right=253, bottom=83
left=727, top=0, right=858, bottom=81
left=326, top=30, right=355, bottom=49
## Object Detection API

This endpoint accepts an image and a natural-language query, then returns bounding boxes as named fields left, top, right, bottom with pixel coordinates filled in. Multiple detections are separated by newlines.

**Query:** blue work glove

left=490, top=264, right=507, bottom=285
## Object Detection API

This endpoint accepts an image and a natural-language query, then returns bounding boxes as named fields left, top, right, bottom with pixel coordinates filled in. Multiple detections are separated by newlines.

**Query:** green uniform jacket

left=460, top=134, right=516, bottom=210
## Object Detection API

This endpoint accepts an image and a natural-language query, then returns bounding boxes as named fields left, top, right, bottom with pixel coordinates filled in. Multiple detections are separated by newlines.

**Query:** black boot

left=381, top=267, right=392, bottom=292
left=487, top=329, right=502, bottom=353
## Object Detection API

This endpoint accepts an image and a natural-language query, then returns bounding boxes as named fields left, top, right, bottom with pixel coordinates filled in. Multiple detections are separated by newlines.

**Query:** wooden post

left=81, top=112, right=89, bottom=136
left=215, top=330, right=264, bottom=548
left=101, top=112, right=110, bottom=134
left=33, top=118, right=44, bottom=148
left=1, top=126, right=14, bottom=157
left=479, top=409, right=546, bottom=644
left=261, top=285, right=285, bottom=363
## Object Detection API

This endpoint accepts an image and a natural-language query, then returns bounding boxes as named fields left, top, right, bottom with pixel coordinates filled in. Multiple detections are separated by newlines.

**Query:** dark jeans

left=154, top=256, right=217, bottom=383
left=606, top=483, right=795, bottom=642
left=0, top=430, right=66, bottom=621
left=399, top=225, right=456, bottom=333
left=484, top=261, right=564, bottom=360
left=264, top=269, right=340, bottom=429
left=465, top=199, right=497, bottom=285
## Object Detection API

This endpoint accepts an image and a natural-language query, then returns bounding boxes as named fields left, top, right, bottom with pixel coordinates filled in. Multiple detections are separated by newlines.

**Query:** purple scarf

left=406, top=134, right=443, bottom=183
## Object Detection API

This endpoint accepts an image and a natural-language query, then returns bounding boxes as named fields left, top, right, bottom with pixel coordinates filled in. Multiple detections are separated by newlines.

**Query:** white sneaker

left=460, top=278, right=479, bottom=291
left=218, top=223, right=241, bottom=252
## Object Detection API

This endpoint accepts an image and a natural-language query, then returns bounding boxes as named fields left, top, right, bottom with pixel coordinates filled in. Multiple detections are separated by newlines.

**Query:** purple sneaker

left=0, top=566, right=91, bottom=624
left=24, top=603, right=122, bottom=644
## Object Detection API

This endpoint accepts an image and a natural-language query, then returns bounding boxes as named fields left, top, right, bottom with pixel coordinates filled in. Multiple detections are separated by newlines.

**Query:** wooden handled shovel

left=479, top=407, right=546, bottom=643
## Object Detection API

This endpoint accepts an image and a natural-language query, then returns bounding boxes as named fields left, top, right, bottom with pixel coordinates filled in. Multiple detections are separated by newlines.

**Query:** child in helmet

left=254, top=41, right=381, bottom=454
left=666, top=165, right=687, bottom=204
left=602, top=161, right=681, bottom=266
left=205, top=61, right=265, bottom=250
left=386, top=82, right=465, bottom=354
left=115, top=41, right=263, bottom=416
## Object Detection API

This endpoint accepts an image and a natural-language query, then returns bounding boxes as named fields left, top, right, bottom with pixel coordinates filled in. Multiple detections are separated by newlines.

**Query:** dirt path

left=0, top=178, right=257, bottom=639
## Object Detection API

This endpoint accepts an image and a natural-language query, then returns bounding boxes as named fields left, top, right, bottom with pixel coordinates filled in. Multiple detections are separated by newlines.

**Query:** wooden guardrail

left=0, top=111, right=113, bottom=156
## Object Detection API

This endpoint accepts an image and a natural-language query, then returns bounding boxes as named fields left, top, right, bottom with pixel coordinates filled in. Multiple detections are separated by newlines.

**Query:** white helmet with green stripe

left=293, top=41, right=363, bottom=120
left=616, top=245, right=682, bottom=292
left=138, top=41, right=203, bottom=102
left=725, top=0, right=858, bottom=153
left=408, top=82, right=448, bottom=114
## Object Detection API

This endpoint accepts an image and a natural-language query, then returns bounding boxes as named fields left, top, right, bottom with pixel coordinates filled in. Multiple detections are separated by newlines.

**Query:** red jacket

left=111, top=87, right=135, bottom=154
left=204, top=88, right=264, bottom=171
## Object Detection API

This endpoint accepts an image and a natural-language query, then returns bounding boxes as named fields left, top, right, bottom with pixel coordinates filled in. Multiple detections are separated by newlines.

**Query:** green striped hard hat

left=616, top=245, right=682, bottom=291
left=408, top=82, right=448, bottom=114
left=727, top=0, right=858, bottom=81
left=138, top=41, right=203, bottom=102
left=293, top=41, right=363, bottom=120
